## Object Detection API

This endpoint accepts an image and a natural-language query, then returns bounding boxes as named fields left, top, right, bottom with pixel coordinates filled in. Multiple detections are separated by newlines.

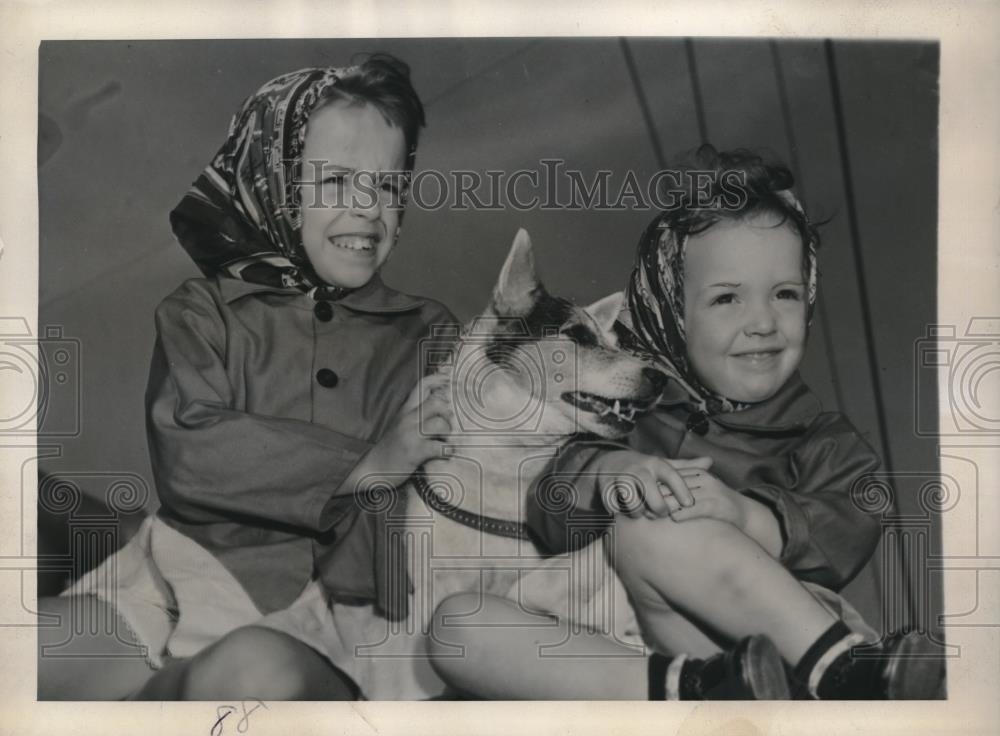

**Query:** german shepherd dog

left=355, top=230, right=665, bottom=699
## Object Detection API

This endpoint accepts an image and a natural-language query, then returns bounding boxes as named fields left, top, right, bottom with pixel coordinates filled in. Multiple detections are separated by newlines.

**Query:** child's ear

left=490, top=228, right=541, bottom=317
left=584, top=291, right=625, bottom=333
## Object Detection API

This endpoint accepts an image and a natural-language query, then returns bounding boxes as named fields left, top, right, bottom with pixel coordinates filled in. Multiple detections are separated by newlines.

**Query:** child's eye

left=321, top=173, right=348, bottom=186
left=711, top=293, right=736, bottom=306
left=776, top=288, right=802, bottom=301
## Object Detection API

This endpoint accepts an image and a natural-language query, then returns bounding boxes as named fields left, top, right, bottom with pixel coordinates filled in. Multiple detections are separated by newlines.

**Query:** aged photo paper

left=1, top=1, right=997, bottom=734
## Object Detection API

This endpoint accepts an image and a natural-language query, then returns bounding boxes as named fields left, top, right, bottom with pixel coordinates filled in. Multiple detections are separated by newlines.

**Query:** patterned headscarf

left=169, top=66, right=417, bottom=299
left=625, top=192, right=819, bottom=415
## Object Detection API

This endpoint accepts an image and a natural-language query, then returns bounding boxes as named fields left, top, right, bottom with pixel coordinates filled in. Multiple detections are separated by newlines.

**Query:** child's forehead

left=300, top=101, right=406, bottom=169
left=684, top=216, right=804, bottom=276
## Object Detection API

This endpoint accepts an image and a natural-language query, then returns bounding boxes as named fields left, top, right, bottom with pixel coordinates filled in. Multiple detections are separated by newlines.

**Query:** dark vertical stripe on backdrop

left=823, top=39, right=895, bottom=473
left=772, top=40, right=884, bottom=617
left=824, top=38, right=913, bottom=630
left=619, top=38, right=667, bottom=170
left=684, top=38, right=709, bottom=145
left=769, top=41, right=847, bottom=415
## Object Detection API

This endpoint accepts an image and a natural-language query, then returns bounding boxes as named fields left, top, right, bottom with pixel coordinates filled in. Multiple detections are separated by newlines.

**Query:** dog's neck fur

left=421, top=361, right=576, bottom=521
left=421, top=441, right=568, bottom=521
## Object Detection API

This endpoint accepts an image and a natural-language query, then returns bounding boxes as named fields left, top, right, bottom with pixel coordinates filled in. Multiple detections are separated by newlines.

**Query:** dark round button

left=686, top=411, right=710, bottom=436
left=316, top=368, right=339, bottom=388
left=314, top=301, right=333, bottom=322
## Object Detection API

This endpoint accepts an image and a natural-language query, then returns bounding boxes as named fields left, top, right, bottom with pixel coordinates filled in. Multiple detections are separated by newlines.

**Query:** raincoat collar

left=217, top=273, right=426, bottom=314
left=657, top=371, right=821, bottom=434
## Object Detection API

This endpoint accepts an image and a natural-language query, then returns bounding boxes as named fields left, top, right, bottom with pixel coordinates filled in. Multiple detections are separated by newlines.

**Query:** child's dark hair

left=660, top=144, right=820, bottom=255
left=325, top=52, right=426, bottom=168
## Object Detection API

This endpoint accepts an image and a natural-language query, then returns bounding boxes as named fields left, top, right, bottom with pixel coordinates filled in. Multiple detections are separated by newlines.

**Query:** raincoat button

left=316, top=368, right=339, bottom=388
left=314, top=301, right=334, bottom=322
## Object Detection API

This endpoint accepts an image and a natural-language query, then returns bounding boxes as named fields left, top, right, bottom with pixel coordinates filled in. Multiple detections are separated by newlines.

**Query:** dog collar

left=413, top=469, right=532, bottom=541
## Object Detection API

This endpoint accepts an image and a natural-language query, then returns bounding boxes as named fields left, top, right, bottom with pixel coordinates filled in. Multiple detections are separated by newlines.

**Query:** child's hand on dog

left=596, top=450, right=713, bottom=518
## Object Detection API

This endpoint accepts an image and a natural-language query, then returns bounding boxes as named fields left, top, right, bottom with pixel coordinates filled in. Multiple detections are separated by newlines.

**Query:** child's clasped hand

left=596, top=449, right=755, bottom=530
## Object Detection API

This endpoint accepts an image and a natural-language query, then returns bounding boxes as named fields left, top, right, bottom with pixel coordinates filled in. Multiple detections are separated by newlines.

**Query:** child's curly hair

left=659, top=143, right=821, bottom=256
left=327, top=52, right=427, bottom=170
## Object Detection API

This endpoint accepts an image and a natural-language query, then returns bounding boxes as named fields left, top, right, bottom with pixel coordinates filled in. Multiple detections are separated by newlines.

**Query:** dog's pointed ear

left=491, top=228, right=540, bottom=316
left=584, top=291, right=625, bottom=333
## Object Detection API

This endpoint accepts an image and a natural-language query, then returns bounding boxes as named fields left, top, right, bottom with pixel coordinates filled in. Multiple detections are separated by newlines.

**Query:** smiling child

left=38, top=55, right=457, bottom=701
left=428, top=146, right=944, bottom=701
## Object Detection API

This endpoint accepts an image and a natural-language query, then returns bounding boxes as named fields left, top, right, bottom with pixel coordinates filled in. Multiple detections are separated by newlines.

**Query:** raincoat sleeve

left=745, top=414, right=883, bottom=591
left=526, top=436, right=629, bottom=555
left=146, top=280, right=375, bottom=533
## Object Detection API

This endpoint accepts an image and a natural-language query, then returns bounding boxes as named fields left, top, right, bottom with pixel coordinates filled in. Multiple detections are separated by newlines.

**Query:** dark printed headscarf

left=625, top=191, right=819, bottom=415
left=169, top=66, right=416, bottom=299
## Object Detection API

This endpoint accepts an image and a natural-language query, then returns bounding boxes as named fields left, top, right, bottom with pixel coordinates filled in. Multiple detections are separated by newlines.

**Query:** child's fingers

left=419, top=394, right=453, bottom=418
left=678, top=469, right=708, bottom=488
left=666, top=456, right=713, bottom=471
left=421, top=371, right=452, bottom=399
left=419, top=414, right=452, bottom=438
left=413, top=435, right=449, bottom=465
left=643, top=483, right=670, bottom=517
left=659, top=488, right=683, bottom=515
left=415, top=397, right=454, bottom=434
left=651, top=460, right=694, bottom=508
left=669, top=503, right=708, bottom=523
left=403, top=373, right=451, bottom=411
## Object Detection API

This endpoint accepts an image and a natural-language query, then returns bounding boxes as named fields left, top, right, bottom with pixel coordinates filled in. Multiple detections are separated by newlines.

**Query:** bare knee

left=609, top=516, right=756, bottom=595
left=429, top=593, right=511, bottom=687
left=181, top=627, right=324, bottom=700
left=429, top=593, right=482, bottom=658
left=38, top=595, right=154, bottom=700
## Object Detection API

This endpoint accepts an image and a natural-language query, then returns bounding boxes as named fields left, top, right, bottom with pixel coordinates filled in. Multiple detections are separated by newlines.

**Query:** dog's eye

left=560, top=324, right=598, bottom=346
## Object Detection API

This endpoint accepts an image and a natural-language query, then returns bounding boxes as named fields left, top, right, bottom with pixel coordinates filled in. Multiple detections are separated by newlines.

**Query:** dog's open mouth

left=562, top=391, right=651, bottom=430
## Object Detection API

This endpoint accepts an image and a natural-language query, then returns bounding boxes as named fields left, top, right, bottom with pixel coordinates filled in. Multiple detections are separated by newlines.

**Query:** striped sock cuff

left=667, top=654, right=688, bottom=701
left=807, top=632, right=866, bottom=698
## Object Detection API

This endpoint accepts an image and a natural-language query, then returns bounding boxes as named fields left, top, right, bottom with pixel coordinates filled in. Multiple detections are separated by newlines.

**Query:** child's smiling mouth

left=327, top=233, right=378, bottom=253
left=731, top=348, right=783, bottom=365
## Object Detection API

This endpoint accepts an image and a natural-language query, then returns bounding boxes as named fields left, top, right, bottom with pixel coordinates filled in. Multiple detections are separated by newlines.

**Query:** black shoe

left=650, top=635, right=789, bottom=700
left=814, top=632, right=946, bottom=700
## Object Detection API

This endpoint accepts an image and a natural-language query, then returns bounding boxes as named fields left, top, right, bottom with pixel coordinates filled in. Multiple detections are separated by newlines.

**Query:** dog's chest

left=404, top=486, right=529, bottom=600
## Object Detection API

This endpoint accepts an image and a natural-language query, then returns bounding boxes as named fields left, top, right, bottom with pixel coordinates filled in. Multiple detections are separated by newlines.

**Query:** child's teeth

left=330, top=235, right=374, bottom=251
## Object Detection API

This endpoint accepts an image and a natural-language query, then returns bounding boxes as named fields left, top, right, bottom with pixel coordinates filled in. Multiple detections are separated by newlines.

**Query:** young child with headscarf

left=428, top=146, right=943, bottom=701
left=39, top=54, right=457, bottom=700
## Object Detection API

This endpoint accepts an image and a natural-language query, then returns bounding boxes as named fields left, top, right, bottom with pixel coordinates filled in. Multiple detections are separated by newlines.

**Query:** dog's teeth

left=613, top=400, right=621, bottom=414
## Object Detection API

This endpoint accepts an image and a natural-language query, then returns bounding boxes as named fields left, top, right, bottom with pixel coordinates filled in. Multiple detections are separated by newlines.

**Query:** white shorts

left=63, top=515, right=404, bottom=698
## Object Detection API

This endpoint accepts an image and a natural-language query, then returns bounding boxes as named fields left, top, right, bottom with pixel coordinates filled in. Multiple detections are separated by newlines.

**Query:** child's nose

left=743, top=303, right=778, bottom=336
left=349, top=173, right=383, bottom=220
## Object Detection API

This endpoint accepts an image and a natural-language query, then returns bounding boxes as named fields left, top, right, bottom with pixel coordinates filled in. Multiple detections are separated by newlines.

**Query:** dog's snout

left=642, top=367, right=668, bottom=393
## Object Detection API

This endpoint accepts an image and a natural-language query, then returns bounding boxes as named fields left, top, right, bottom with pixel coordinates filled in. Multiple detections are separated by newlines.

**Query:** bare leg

left=38, top=595, right=157, bottom=700
left=610, top=516, right=838, bottom=663
left=627, top=592, right=723, bottom=659
left=133, top=625, right=359, bottom=700
left=430, top=592, right=648, bottom=699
